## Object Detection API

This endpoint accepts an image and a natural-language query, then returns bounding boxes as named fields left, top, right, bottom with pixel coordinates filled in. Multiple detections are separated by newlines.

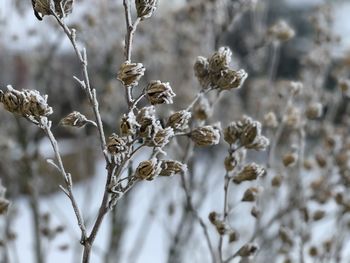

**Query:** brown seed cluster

left=0, top=86, right=52, bottom=120
left=224, top=116, right=269, bottom=150
left=194, top=47, right=248, bottom=91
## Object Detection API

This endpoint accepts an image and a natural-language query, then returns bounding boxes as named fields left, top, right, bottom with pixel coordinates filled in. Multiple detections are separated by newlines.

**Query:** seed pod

left=233, top=163, right=265, bottom=184
left=313, top=210, right=325, bottom=221
left=283, top=152, right=298, bottom=167
left=22, top=89, right=53, bottom=118
left=228, top=230, right=239, bottom=243
left=215, top=69, right=248, bottom=90
left=32, top=0, right=74, bottom=19
left=117, top=61, right=145, bottom=86
left=190, top=125, right=221, bottom=146
left=194, top=56, right=210, bottom=88
left=135, top=0, right=158, bottom=19
left=146, top=80, right=176, bottom=105
left=268, top=20, right=295, bottom=42
left=279, top=226, right=294, bottom=246
left=305, top=102, right=323, bottom=119
left=136, top=159, right=161, bottom=181
left=193, top=97, right=211, bottom=120
left=241, top=187, right=259, bottom=202
left=214, top=220, right=230, bottom=235
left=146, top=127, right=174, bottom=148
left=107, top=134, right=127, bottom=155
left=208, top=47, right=232, bottom=73
left=0, top=86, right=25, bottom=115
left=166, top=110, right=191, bottom=131
left=251, top=206, right=260, bottom=218
left=120, top=112, right=139, bottom=136
left=224, top=154, right=237, bottom=172
left=223, top=122, right=242, bottom=145
left=271, top=174, right=283, bottom=187
left=240, top=121, right=260, bottom=146
left=159, top=160, right=187, bottom=177
left=237, top=243, right=259, bottom=257
left=263, top=111, right=278, bottom=128
left=208, top=212, right=218, bottom=224
left=338, top=78, right=350, bottom=96
left=60, top=111, right=95, bottom=128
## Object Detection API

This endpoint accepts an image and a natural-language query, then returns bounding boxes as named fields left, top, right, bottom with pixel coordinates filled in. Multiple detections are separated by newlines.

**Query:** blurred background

left=1, top=0, right=350, bottom=262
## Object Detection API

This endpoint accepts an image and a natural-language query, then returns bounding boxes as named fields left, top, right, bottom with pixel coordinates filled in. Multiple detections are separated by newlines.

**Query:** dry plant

left=1, top=0, right=350, bottom=263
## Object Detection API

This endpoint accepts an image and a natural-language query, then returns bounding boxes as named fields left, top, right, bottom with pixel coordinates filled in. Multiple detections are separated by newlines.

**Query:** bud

left=135, top=0, right=158, bottom=19
left=208, top=47, right=232, bottom=73
left=146, top=80, right=176, bottom=105
left=117, top=61, right=145, bottom=86
left=305, top=102, right=323, bottom=119
left=268, top=20, right=295, bottom=42
left=60, top=111, right=96, bottom=128
left=215, top=69, right=248, bottom=90
left=159, top=160, right=187, bottom=176
left=166, top=110, right=191, bottom=131
left=136, top=159, right=161, bottom=181
left=263, top=111, right=278, bottom=128
left=233, top=163, right=265, bottom=184
left=190, top=125, right=221, bottom=146
left=237, top=243, right=259, bottom=257
left=194, top=56, right=210, bottom=88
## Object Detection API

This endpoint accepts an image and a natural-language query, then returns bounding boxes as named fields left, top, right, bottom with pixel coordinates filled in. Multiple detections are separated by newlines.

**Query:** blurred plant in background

left=1, top=0, right=350, bottom=263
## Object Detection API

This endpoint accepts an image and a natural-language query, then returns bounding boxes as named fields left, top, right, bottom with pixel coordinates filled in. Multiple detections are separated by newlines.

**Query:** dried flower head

left=208, top=47, right=232, bottom=73
left=283, top=106, right=302, bottom=129
left=215, top=69, right=248, bottom=90
left=237, top=243, right=259, bottom=257
left=279, top=226, right=294, bottom=246
left=224, top=154, right=238, bottom=172
left=159, top=160, right=187, bottom=176
left=135, top=0, right=158, bottom=20
left=233, top=163, right=265, bottom=184
left=146, top=127, right=174, bottom=148
left=117, top=61, right=145, bottom=86
left=194, top=56, right=210, bottom=88
left=224, top=116, right=269, bottom=150
left=190, top=125, right=221, bottom=146
left=136, top=158, right=161, bottom=181
left=106, top=134, right=127, bottom=164
left=120, top=111, right=139, bottom=136
left=60, top=111, right=96, bottom=128
left=264, top=111, right=278, bottom=128
left=146, top=80, right=176, bottom=105
left=268, top=20, right=295, bottom=42
left=193, top=96, right=211, bottom=120
left=0, top=86, right=52, bottom=120
left=32, top=0, right=73, bottom=19
left=228, top=230, right=240, bottom=243
left=166, top=110, right=191, bottom=131
left=289, top=81, right=303, bottom=96
left=305, top=102, right=323, bottom=119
